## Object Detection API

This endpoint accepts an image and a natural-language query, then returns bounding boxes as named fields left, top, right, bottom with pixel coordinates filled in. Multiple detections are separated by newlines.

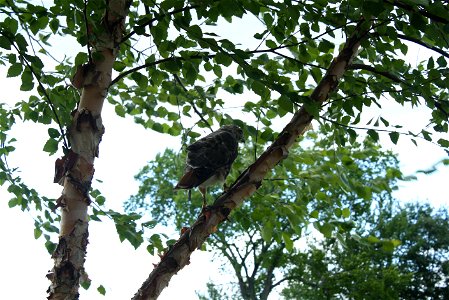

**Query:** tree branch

left=4, top=34, right=69, bottom=150
left=385, top=0, right=449, bottom=24
left=120, top=4, right=201, bottom=44
left=396, top=33, right=449, bottom=59
left=131, top=18, right=371, bottom=300
left=349, top=63, right=405, bottom=84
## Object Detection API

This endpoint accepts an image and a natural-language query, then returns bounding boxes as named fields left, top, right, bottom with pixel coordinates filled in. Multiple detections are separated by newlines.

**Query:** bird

left=174, top=125, right=244, bottom=208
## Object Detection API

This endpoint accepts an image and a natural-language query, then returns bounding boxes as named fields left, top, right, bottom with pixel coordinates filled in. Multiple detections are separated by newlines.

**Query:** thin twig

left=320, top=115, right=439, bottom=146
left=173, top=74, right=213, bottom=132
left=7, top=36, right=69, bottom=150
left=394, top=33, right=449, bottom=59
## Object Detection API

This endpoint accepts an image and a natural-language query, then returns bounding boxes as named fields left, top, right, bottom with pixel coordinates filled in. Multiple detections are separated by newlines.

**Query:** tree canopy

left=0, top=0, right=448, bottom=298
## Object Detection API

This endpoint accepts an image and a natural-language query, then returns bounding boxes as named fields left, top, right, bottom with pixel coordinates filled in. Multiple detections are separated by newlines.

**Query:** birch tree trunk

left=47, top=1, right=130, bottom=299
left=132, top=19, right=372, bottom=300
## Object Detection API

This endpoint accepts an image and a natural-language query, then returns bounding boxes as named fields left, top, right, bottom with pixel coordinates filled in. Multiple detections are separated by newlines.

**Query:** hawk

left=175, top=125, right=244, bottom=207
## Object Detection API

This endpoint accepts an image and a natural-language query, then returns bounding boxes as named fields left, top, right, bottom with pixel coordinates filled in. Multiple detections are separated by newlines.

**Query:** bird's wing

left=186, top=129, right=239, bottom=170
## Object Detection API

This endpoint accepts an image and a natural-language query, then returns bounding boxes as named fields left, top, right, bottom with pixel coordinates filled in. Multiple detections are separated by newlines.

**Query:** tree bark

left=47, top=1, right=130, bottom=299
left=132, top=19, right=372, bottom=300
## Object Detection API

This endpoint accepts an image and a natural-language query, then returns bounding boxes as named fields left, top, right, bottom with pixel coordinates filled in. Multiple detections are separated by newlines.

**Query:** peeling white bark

left=47, top=1, right=130, bottom=299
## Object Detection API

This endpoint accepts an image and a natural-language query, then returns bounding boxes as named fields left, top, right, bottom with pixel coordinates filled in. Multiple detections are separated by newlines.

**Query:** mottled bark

left=132, top=19, right=372, bottom=300
left=47, top=1, right=130, bottom=299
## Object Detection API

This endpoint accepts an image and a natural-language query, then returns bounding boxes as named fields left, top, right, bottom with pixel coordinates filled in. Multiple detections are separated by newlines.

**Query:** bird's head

left=220, top=125, right=244, bottom=142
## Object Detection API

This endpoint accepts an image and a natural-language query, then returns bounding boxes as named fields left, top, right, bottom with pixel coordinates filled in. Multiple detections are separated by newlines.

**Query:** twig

left=394, top=33, right=449, bottom=59
left=7, top=37, right=69, bottom=150
left=320, top=115, right=439, bottom=146
left=173, top=74, right=213, bottom=132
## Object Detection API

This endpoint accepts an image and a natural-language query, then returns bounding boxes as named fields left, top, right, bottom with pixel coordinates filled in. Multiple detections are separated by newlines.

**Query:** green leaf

left=80, top=278, right=91, bottom=290
left=97, top=285, right=106, bottom=296
left=4, top=17, right=19, bottom=34
left=20, top=69, right=34, bottom=91
left=7, top=63, right=22, bottom=77
left=48, top=128, right=60, bottom=139
left=187, top=25, right=202, bottom=38
left=319, top=223, right=333, bottom=238
left=251, top=80, right=269, bottom=97
left=366, top=235, right=380, bottom=243
left=214, top=52, right=232, bottom=67
left=74, top=52, right=88, bottom=67
left=8, top=198, right=18, bottom=208
left=96, top=195, right=106, bottom=206
left=342, top=207, right=350, bottom=218
left=45, top=240, right=57, bottom=254
left=389, top=131, right=399, bottom=144
left=43, top=138, right=59, bottom=154
left=367, top=129, right=379, bottom=142
left=261, top=221, right=273, bottom=243
left=265, top=39, right=277, bottom=49
left=437, top=138, right=449, bottom=148
left=0, top=36, right=11, bottom=50
left=49, top=18, right=59, bottom=33
left=115, top=105, right=126, bottom=117
left=278, top=96, right=293, bottom=113
left=282, top=232, right=294, bottom=252
left=34, top=227, right=43, bottom=239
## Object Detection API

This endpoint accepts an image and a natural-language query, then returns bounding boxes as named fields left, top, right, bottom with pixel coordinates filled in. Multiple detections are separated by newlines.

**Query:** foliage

left=282, top=203, right=449, bottom=300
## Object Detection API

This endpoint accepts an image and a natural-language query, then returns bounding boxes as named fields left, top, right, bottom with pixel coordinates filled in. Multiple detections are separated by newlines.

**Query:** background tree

left=0, top=0, right=448, bottom=298
left=282, top=202, right=449, bottom=300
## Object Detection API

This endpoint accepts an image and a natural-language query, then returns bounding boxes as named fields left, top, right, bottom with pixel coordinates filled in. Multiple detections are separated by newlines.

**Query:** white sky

left=0, top=11, right=448, bottom=300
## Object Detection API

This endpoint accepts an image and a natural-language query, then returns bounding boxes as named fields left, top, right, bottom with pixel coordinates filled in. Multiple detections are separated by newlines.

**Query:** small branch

left=120, top=4, right=201, bottom=44
left=111, top=24, right=356, bottom=88
left=396, top=33, right=449, bottom=59
left=386, top=0, right=449, bottom=24
left=320, top=115, right=440, bottom=146
left=6, top=35, right=69, bottom=150
left=349, top=63, right=449, bottom=117
left=272, top=50, right=326, bottom=70
left=173, top=74, right=214, bottom=132
left=349, top=63, right=405, bottom=83
left=271, top=275, right=318, bottom=289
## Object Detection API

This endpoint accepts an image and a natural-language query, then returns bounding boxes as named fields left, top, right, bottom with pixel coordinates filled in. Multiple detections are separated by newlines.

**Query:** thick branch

left=131, top=18, right=371, bottom=300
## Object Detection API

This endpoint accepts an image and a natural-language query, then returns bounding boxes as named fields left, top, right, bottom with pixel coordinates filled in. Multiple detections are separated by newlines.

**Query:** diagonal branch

left=396, top=33, right=449, bottom=59
left=131, top=18, right=372, bottom=300
left=173, top=74, right=214, bottom=132
left=349, top=63, right=406, bottom=83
